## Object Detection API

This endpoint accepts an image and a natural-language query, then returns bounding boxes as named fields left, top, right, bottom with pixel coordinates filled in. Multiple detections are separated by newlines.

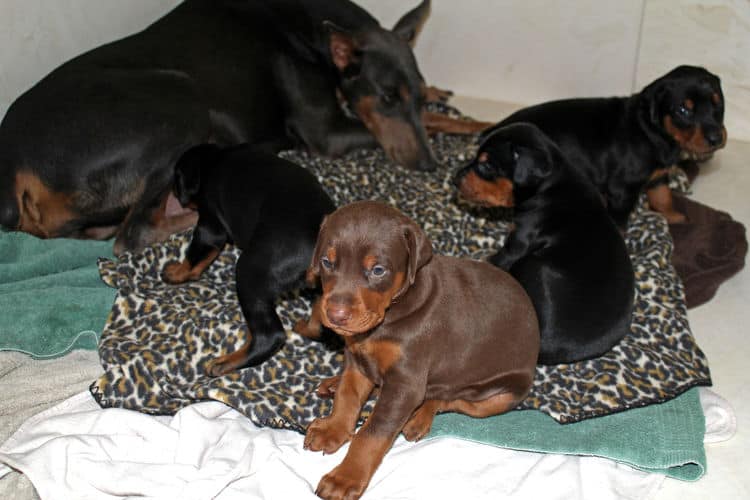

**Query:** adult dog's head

left=454, top=123, right=560, bottom=208
left=639, top=65, right=726, bottom=161
left=325, top=1, right=439, bottom=171
left=307, top=201, right=432, bottom=336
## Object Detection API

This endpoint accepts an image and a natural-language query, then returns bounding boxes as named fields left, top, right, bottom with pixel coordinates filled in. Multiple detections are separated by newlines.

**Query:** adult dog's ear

left=172, top=144, right=220, bottom=207
left=306, top=215, right=329, bottom=286
left=395, top=218, right=432, bottom=299
left=392, top=0, right=431, bottom=46
left=323, top=21, right=361, bottom=71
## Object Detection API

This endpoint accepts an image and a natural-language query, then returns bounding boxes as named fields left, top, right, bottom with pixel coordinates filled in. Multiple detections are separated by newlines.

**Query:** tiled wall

left=1, top=0, right=748, bottom=140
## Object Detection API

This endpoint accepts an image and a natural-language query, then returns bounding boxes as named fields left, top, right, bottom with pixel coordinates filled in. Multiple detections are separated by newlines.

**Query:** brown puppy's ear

left=323, top=21, right=360, bottom=71
left=395, top=218, right=433, bottom=299
left=306, top=215, right=329, bottom=286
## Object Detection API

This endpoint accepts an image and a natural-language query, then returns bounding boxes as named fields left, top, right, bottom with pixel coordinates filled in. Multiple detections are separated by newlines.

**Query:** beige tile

left=357, top=0, right=644, bottom=105
left=636, top=0, right=750, bottom=141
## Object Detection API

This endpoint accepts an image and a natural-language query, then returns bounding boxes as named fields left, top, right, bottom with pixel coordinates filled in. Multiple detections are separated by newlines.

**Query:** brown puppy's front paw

left=304, top=418, right=352, bottom=455
left=316, top=375, right=341, bottom=399
left=315, top=465, right=368, bottom=500
left=162, top=260, right=192, bottom=284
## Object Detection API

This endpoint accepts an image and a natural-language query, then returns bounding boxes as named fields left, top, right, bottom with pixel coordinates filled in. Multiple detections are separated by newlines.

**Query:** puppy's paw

left=304, top=417, right=351, bottom=454
left=205, top=354, right=243, bottom=377
left=424, top=85, right=454, bottom=103
left=293, top=319, right=322, bottom=339
left=162, top=260, right=192, bottom=284
left=316, top=375, right=341, bottom=399
left=663, top=209, right=688, bottom=225
left=315, top=464, right=368, bottom=500
left=402, top=404, right=436, bottom=442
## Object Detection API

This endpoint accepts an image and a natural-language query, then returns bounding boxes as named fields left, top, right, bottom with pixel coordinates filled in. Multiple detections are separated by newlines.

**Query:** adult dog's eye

left=371, top=265, right=386, bottom=277
left=321, top=257, right=333, bottom=270
left=512, top=148, right=520, bottom=161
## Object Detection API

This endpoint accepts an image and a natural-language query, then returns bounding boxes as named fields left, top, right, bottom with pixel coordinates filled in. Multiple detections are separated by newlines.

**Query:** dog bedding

left=90, top=108, right=711, bottom=427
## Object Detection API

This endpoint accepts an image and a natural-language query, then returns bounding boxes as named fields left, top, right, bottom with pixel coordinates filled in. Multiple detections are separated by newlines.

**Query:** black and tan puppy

left=297, top=201, right=539, bottom=500
left=162, top=144, right=335, bottom=373
left=481, top=65, right=726, bottom=226
left=455, top=123, right=634, bottom=365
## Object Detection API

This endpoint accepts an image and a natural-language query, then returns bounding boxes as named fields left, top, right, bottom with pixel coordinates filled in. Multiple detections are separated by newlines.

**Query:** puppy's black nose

left=705, top=129, right=724, bottom=147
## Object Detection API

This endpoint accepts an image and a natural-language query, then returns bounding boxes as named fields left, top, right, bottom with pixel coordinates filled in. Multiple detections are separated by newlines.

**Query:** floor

left=455, top=95, right=749, bottom=500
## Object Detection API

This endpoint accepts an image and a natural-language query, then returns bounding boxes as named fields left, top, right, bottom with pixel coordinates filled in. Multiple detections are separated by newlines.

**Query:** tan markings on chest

left=349, top=339, right=403, bottom=378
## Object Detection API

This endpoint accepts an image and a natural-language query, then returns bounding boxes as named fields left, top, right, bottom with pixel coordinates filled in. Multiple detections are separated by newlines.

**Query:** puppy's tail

left=172, top=143, right=222, bottom=207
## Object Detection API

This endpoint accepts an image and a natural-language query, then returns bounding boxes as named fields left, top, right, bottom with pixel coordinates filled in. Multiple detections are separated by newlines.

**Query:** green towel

left=429, top=387, right=706, bottom=480
left=0, top=231, right=115, bottom=358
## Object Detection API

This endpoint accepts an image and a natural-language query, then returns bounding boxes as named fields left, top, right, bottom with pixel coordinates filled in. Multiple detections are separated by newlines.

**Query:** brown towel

left=669, top=194, right=747, bottom=308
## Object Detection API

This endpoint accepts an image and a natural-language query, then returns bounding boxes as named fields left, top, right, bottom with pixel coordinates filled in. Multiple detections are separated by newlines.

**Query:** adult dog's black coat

left=161, top=144, right=335, bottom=371
left=0, top=0, right=445, bottom=255
left=455, top=123, right=635, bottom=365
left=482, top=65, right=726, bottom=227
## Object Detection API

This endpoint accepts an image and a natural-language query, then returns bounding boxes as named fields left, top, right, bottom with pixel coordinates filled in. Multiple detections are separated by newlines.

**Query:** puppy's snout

left=705, top=127, right=726, bottom=148
left=325, top=298, right=352, bottom=326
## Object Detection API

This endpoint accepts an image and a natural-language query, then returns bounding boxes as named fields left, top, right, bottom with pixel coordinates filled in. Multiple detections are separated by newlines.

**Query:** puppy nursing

left=298, top=201, right=539, bottom=500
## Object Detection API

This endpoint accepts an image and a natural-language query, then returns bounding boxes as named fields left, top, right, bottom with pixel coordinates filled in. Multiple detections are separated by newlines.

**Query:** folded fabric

left=1, top=390, right=678, bottom=500
left=430, top=387, right=706, bottom=480
left=668, top=194, right=747, bottom=308
left=0, top=232, right=115, bottom=358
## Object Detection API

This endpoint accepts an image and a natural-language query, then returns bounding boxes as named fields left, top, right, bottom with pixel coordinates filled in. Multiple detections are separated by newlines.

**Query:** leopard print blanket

left=91, top=114, right=711, bottom=428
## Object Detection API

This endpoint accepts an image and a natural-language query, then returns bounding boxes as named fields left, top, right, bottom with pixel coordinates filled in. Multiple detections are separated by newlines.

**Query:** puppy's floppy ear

left=172, top=144, right=220, bottom=207
left=395, top=218, right=432, bottom=299
left=511, top=148, right=551, bottom=187
left=306, top=215, right=329, bottom=286
left=392, top=0, right=431, bottom=46
left=324, top=21, right=361, bottom=71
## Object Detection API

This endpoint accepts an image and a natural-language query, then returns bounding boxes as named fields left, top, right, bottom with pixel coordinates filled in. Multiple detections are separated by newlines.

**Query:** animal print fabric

left=91, top=109, right=711, bottom=427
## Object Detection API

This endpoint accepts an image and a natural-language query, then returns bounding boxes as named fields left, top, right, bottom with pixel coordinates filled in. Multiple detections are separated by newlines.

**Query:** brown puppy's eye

left=321, top=256, right=333, bottom=270
left=371, top=264, right=387, bottom=277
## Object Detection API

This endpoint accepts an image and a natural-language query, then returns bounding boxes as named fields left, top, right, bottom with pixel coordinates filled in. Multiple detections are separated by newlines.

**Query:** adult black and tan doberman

left=0, top=0, right=486, bottom=254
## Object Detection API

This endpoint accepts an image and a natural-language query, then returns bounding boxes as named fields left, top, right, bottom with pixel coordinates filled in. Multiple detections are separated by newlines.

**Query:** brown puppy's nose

left=326, top=304, right=352, bottom=326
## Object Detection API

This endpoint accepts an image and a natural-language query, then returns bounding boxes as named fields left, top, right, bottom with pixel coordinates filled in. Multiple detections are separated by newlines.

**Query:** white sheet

left=0, top=388, right=736, bottom=500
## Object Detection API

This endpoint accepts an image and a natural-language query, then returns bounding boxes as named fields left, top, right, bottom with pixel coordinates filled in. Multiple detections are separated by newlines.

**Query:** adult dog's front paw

left=304, top=418, right=352, bottom=455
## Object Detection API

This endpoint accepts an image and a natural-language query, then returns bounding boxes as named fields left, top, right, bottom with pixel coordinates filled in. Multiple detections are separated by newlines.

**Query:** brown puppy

left=297, top=201, right=539, bottom=500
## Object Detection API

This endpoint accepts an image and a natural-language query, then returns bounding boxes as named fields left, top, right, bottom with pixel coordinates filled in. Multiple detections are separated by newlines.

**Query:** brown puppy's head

left=307, top=201, right=432, bottom=336
left=453, top=123, right=556, bottom=208
left=640, top=65, right=727, bottom=161
left=323, top=1, right=439, bottom=171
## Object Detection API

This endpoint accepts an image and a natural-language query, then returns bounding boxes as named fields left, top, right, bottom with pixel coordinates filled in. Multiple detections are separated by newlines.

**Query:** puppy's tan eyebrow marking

left=684, top=99, right=694, bottom=110
left=478, top=152, right=489, bottom=162
left=326, top=247, right=337, bottom=262
left=363, top=254, right=378, bottom=270
left=711, top=93, right=722, bottom=105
